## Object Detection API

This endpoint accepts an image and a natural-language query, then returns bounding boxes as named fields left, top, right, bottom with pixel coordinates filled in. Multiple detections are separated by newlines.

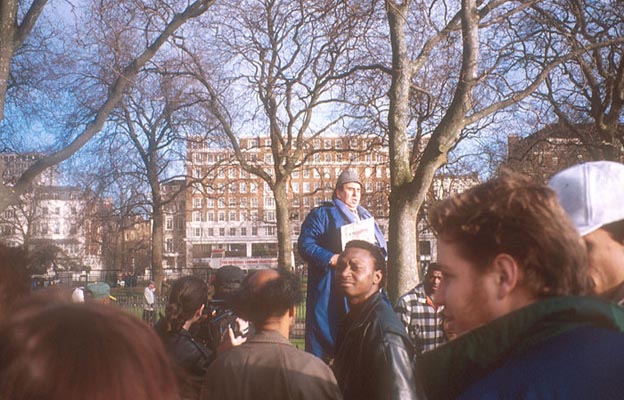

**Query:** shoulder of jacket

left=308, top=201, right=336, bottom=214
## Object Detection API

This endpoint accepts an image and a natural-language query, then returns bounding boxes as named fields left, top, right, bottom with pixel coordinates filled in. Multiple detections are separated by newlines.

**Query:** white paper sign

left=340, top=218, right=376, bottom=250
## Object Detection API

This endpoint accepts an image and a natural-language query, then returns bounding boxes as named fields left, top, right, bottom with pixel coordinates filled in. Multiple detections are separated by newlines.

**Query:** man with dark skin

left=395, top=263, right=446, bottom=353
left=333, top=240, right=423, bottom=400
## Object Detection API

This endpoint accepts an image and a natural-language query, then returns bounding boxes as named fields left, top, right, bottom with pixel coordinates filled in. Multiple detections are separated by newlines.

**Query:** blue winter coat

left=298, top=200, right=385, bottom=360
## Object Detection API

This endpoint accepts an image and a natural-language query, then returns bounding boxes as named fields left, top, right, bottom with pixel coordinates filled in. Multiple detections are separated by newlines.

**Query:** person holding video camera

left=195, top=265, right=251, bottom=352
left=156, top=276, right=214, bottom=400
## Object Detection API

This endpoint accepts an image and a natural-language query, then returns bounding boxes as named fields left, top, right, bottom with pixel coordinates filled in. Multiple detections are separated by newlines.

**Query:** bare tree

left=381, top=0, right=624, bottom=300
left=106, top=73, right=203, bottom=288
left=175, top=0, right=378, bottom=270
left=528, top=0, right=624, bottom=160
left=0, top=0, right=215, bottom=212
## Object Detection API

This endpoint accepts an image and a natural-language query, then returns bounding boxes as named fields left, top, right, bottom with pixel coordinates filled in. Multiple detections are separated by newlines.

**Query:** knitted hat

left=335, top=169, right=362, bottom=190
left=548, top=161, right=624, bottom=236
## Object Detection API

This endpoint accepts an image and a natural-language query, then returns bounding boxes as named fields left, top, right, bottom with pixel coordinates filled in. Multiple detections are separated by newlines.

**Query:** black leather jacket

left=163, top=329, right=214, bottom=400
left=333, top=291, right=425, bottom=400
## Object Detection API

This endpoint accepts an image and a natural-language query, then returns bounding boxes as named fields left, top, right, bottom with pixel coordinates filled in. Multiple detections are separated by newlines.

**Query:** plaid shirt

left=394, top=283, right=446, bottom=354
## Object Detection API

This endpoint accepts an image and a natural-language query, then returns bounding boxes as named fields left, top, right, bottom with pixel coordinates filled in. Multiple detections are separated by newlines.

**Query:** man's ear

left=288, top=306, right=296, bottom=319
left=372, top=269, right=382, bottom=286
left=491, top=253, right=521, bottom=299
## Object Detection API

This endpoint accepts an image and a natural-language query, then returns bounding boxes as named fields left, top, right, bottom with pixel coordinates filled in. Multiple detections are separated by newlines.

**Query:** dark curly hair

left=158, top=276, right=207, bottom=335
left=230, top=269, right=303, bottom=326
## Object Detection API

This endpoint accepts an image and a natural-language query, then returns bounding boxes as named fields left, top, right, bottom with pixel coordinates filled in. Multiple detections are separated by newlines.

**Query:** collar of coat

left=417, top=296, right=624, bottom=400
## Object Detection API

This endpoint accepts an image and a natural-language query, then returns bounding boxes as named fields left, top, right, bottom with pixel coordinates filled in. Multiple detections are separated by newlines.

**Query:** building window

left=207, top=212, right=214, bottom=222
left=195, top=227, right=202, bottom=237
left=266, top=226, right=276, bottom=236
left=229, top=211, right=237, bottom=221
left=166, top=218, right=173, bottom=230
left=292, top=182, right=299, bottom=193
left=264, top=197, right=275, bottom=207
left=266, top=211, right=275, bottom=221
left=229, top=197, right=236, bottom=207
left=252, top=226, right=258, bottom=235
left=303, top=169, right=310, bottom=178
left=304, top=197, right=310, bottom=206
left=193, top=198, right=202, bottom=208
left=303, top=182, right=311, bottom=192
left=207, top=198, right=215, bottom=207
left=229, top=169, right=236, bottom=178
left=207, top=227, right=214, bottom=236
left=241, top=227, right=247, bottom=236
left=293, top=198, right=300, bottom=206
left=193, top=211, right=202, bottom=222
left=229, top=227, right=236, bottom=236
left=250, top=183, right=257, bottom=193
left=293, top=170, right=299, bottom=178
left=218, top=211, right=225, bottom=222
left=314, top=198, right=320, bottom=206
left=240, top=182, right=247, bottom=193
left=166, top=239, right=173, bottom=252
left=219, top=227, right=225, bottom=236
left=218, top=198, right=226, bottom=207
left=251, top=198, right=258, bottom=208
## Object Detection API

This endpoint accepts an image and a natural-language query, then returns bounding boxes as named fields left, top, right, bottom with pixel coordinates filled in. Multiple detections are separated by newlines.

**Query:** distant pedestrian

left=144, top=281, right=156, bottom=325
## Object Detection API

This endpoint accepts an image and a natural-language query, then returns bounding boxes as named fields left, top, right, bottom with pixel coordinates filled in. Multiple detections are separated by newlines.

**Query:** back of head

left=0, top=245, right=31, bottom=316
left=214, top=265, right=245, bottom=299
left=548, top=161, right=624, bottom=236
left=231, top=268, right=303, bottom=326
left=160, top=276, right=207, bottom=335
left=0, top=299, right=179, bottom=400
left=429, top=169, right=591, bottom=298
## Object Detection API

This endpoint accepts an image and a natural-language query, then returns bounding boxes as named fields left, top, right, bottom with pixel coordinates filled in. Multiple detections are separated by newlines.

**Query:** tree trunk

left=274, top=180, right=293, bottom=271
left=151, top=203, right=164, bottom=287
left=385, top=1, right=419, bottom=302
left=387, top=194, right=420, bottom=301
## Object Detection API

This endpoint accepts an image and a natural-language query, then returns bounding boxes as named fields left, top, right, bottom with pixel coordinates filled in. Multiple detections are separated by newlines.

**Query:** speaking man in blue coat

left=298, top=169, right=386, bottom=361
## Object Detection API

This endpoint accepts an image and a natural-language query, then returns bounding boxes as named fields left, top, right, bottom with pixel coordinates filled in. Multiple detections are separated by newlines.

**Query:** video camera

left=204, top=299, right=247, bottom=338
left=193, top=299, right=247, bottom=350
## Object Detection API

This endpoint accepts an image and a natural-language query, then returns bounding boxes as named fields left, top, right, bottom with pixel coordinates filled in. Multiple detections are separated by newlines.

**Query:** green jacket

left=417, top=296, right=624, bottom=400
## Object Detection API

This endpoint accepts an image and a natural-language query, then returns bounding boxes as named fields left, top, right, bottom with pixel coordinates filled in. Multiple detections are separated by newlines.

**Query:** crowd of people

left=1, top=162, right=624, bottom=399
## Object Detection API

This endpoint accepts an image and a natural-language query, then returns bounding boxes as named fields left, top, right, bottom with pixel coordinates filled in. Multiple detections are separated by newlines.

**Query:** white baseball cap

left=548, top=161, right=624, bottom=236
